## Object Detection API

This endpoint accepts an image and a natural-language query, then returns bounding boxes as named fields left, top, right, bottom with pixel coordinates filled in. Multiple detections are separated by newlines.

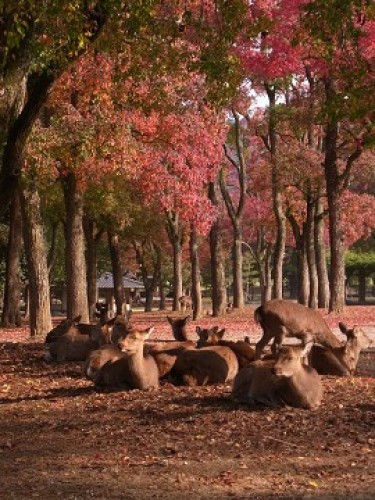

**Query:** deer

left=196, top=326, right=255, bottom=368
left=254, top=299, right=342, bottom=360
left=44, top=315, right=127, bottom=363
left=44, top=326, right=98, bottom=363
left=167, top=315, right=191, bottom=342
left=169, top=342, right=239, bottom=386
left=232, top=343, right=323, bottom=410
left=308, top=322, right=372, bottom=376
left=84, top=344, right=125, bottom=384
left=116, top=326, right=160, bottom=390
left=179, top=295, right=192, bottom=312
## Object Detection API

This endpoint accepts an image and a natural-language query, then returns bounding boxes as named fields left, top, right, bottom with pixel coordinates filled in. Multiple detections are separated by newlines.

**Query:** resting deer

left=232, top=343, right=323, bottom=410
left=179, top=295, right=192, bottom=312
left=84, top=344, right=124, bottom=384
left=116, top=326, right=159, bottom=390
left=167, top=315, right=191, bottom=341
left=44, top=315, right=126, bottom=363
left=196, top=326, right=255, bottom=368
left=254, top=299, right=342, bottom=359
left=44, top=326, right=98, bottom=363
left=170, top=343, right=239, bottom=386
left=309, top=322, right=372, bottom=376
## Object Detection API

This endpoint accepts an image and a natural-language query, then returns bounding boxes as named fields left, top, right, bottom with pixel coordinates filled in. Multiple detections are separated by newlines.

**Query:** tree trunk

left=314, top=193, right=330, bottom=308
left=358, top=270, right=366, bottom=305
left=159, top=279, right=166, bottom=311
left=0, top=72, right=54, bottom=213
left=165, top=212, right=183, bottom=311
left=266, top=84, right=286, bottom=299
left=21, top=182, right=52, bottom=337
left=232, top=222, right=244, bottom=308
left=84, top=217, right=103, bottom=321
left=306, top=187, right=318, bottom=308
left=2, top=188, right=23, bottom=326
left=208, top=181, right=227, bottom=316
left=297, top=246, right=309, bottom=306
left=189, top=227, right=202, bottom=320
left=62, top=172, right=89, bottom=322
left=108, top=231, right=125, bottom=316
left=323, top=118, right=346, bottom=312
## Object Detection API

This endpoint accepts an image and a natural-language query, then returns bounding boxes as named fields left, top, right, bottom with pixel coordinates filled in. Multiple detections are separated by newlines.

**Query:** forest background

left=0, top=0, right=375, bottom=337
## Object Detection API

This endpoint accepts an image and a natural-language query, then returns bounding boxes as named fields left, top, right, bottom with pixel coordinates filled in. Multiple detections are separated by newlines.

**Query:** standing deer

left=254, top=299, right=342, bottom=359
left=232, top=343, right=323, bottom=410
left=309, top=322, right=372, bottom=376
left=179, top=295, right=192, bottom=312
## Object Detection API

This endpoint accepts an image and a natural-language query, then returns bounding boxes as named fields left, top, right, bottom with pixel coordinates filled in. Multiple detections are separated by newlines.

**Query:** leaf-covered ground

left=0, top=305, right=374, bottom=499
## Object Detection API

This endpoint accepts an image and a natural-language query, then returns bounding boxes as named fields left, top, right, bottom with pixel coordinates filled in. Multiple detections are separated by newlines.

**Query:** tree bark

left=306, top=186, right=318, bottom=308
left=208, top=181, right=227, bottom=316
left=62, top=172, right=89, bottom=322
left=1, top=188, right=23, bottom=326
left=84, top=217, right=103, bottom=321
left=221, top=110, right=246, bottom=309
left=314, top=192, right=330, bottom=308
left=108, top=231, right=125, bottom=316
left=165, top=212, right=183, bottom=311
left=189, top=227, right=202, bottom=320
left=0, top=72, right=54, bottom=213
left=266, top=85, right=286, bottom=299
left=20, top=182, right=52, bottom=337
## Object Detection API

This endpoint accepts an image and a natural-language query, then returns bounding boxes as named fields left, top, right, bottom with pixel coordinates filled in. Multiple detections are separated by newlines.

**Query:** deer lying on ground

left=179, top=295, right=192, bottom=312
left=169, top=342, right=239, bottom=386
left=196, top=326, right=255, bottom=368
left=85, top=326, right=159, bottom=389
left=116, top=326, right=159, bottom=389
left=167, top=315, right=191, bottom=341
left=232, top=343, right=323, bottom=410
left=44, top=315, right=127, bottom=363
left=309, top=322, right=372, bottom=376
left=84, top=344, right=125, bottom=384
left=254, top=299, right=342, bottom=360
left=44, top=326, right=98, bottom=363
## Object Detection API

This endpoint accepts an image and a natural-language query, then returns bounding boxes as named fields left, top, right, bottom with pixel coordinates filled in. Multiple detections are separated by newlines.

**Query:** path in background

left=0, top=304, right=374, bottom=345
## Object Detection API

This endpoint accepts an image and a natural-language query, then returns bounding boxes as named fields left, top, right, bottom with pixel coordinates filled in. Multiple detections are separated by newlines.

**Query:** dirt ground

left=0, top=306, right=374, bottom=499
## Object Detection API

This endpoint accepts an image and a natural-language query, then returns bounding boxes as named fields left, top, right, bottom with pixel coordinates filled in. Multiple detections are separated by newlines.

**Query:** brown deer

left=169, top=343, right=239, bottom=386
left=44, top=326, right=98, bottom=363
left=254, top=299, right=342, bottom=359
left=232, top=343, right=323, bottom=409
left=196, top=326, right=255, bottom=368
left=309, top=322, right=372, bottom=376
left=116, top=326, right=160, bottom=390
left=167, top=315, right=191, bottom=341
left=179, top=295, right=192, bottom=312
left=84, top=344, right=124, bottom=384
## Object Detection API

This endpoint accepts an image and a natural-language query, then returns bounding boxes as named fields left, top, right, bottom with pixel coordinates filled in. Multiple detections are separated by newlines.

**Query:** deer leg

left=255, top=330, right=273, bottom=360
left=271, top=331, right=286, bottom=357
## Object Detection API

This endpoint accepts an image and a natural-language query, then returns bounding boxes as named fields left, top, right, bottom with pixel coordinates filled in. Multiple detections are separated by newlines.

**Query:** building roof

left=97, top=273, right=144, bottom=289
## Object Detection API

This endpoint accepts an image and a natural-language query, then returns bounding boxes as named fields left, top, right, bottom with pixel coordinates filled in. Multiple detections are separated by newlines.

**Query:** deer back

left=171, top=345, right=239, bottom=386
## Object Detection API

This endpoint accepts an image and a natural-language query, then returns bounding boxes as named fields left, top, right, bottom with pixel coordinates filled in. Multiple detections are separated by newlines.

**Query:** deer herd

left=43, top=299, right=372, bottom=411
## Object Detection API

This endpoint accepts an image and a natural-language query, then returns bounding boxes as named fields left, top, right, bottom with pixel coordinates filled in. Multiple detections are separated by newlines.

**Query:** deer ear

left=184, top=316, right=190, bottom=323
left=217, top=328, right=226, bottom=339
left=301, top=340, right=314, bottom=357
left=339, top=322, right=349, bottom=335
left=145, top=326, right=154, bottom=337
